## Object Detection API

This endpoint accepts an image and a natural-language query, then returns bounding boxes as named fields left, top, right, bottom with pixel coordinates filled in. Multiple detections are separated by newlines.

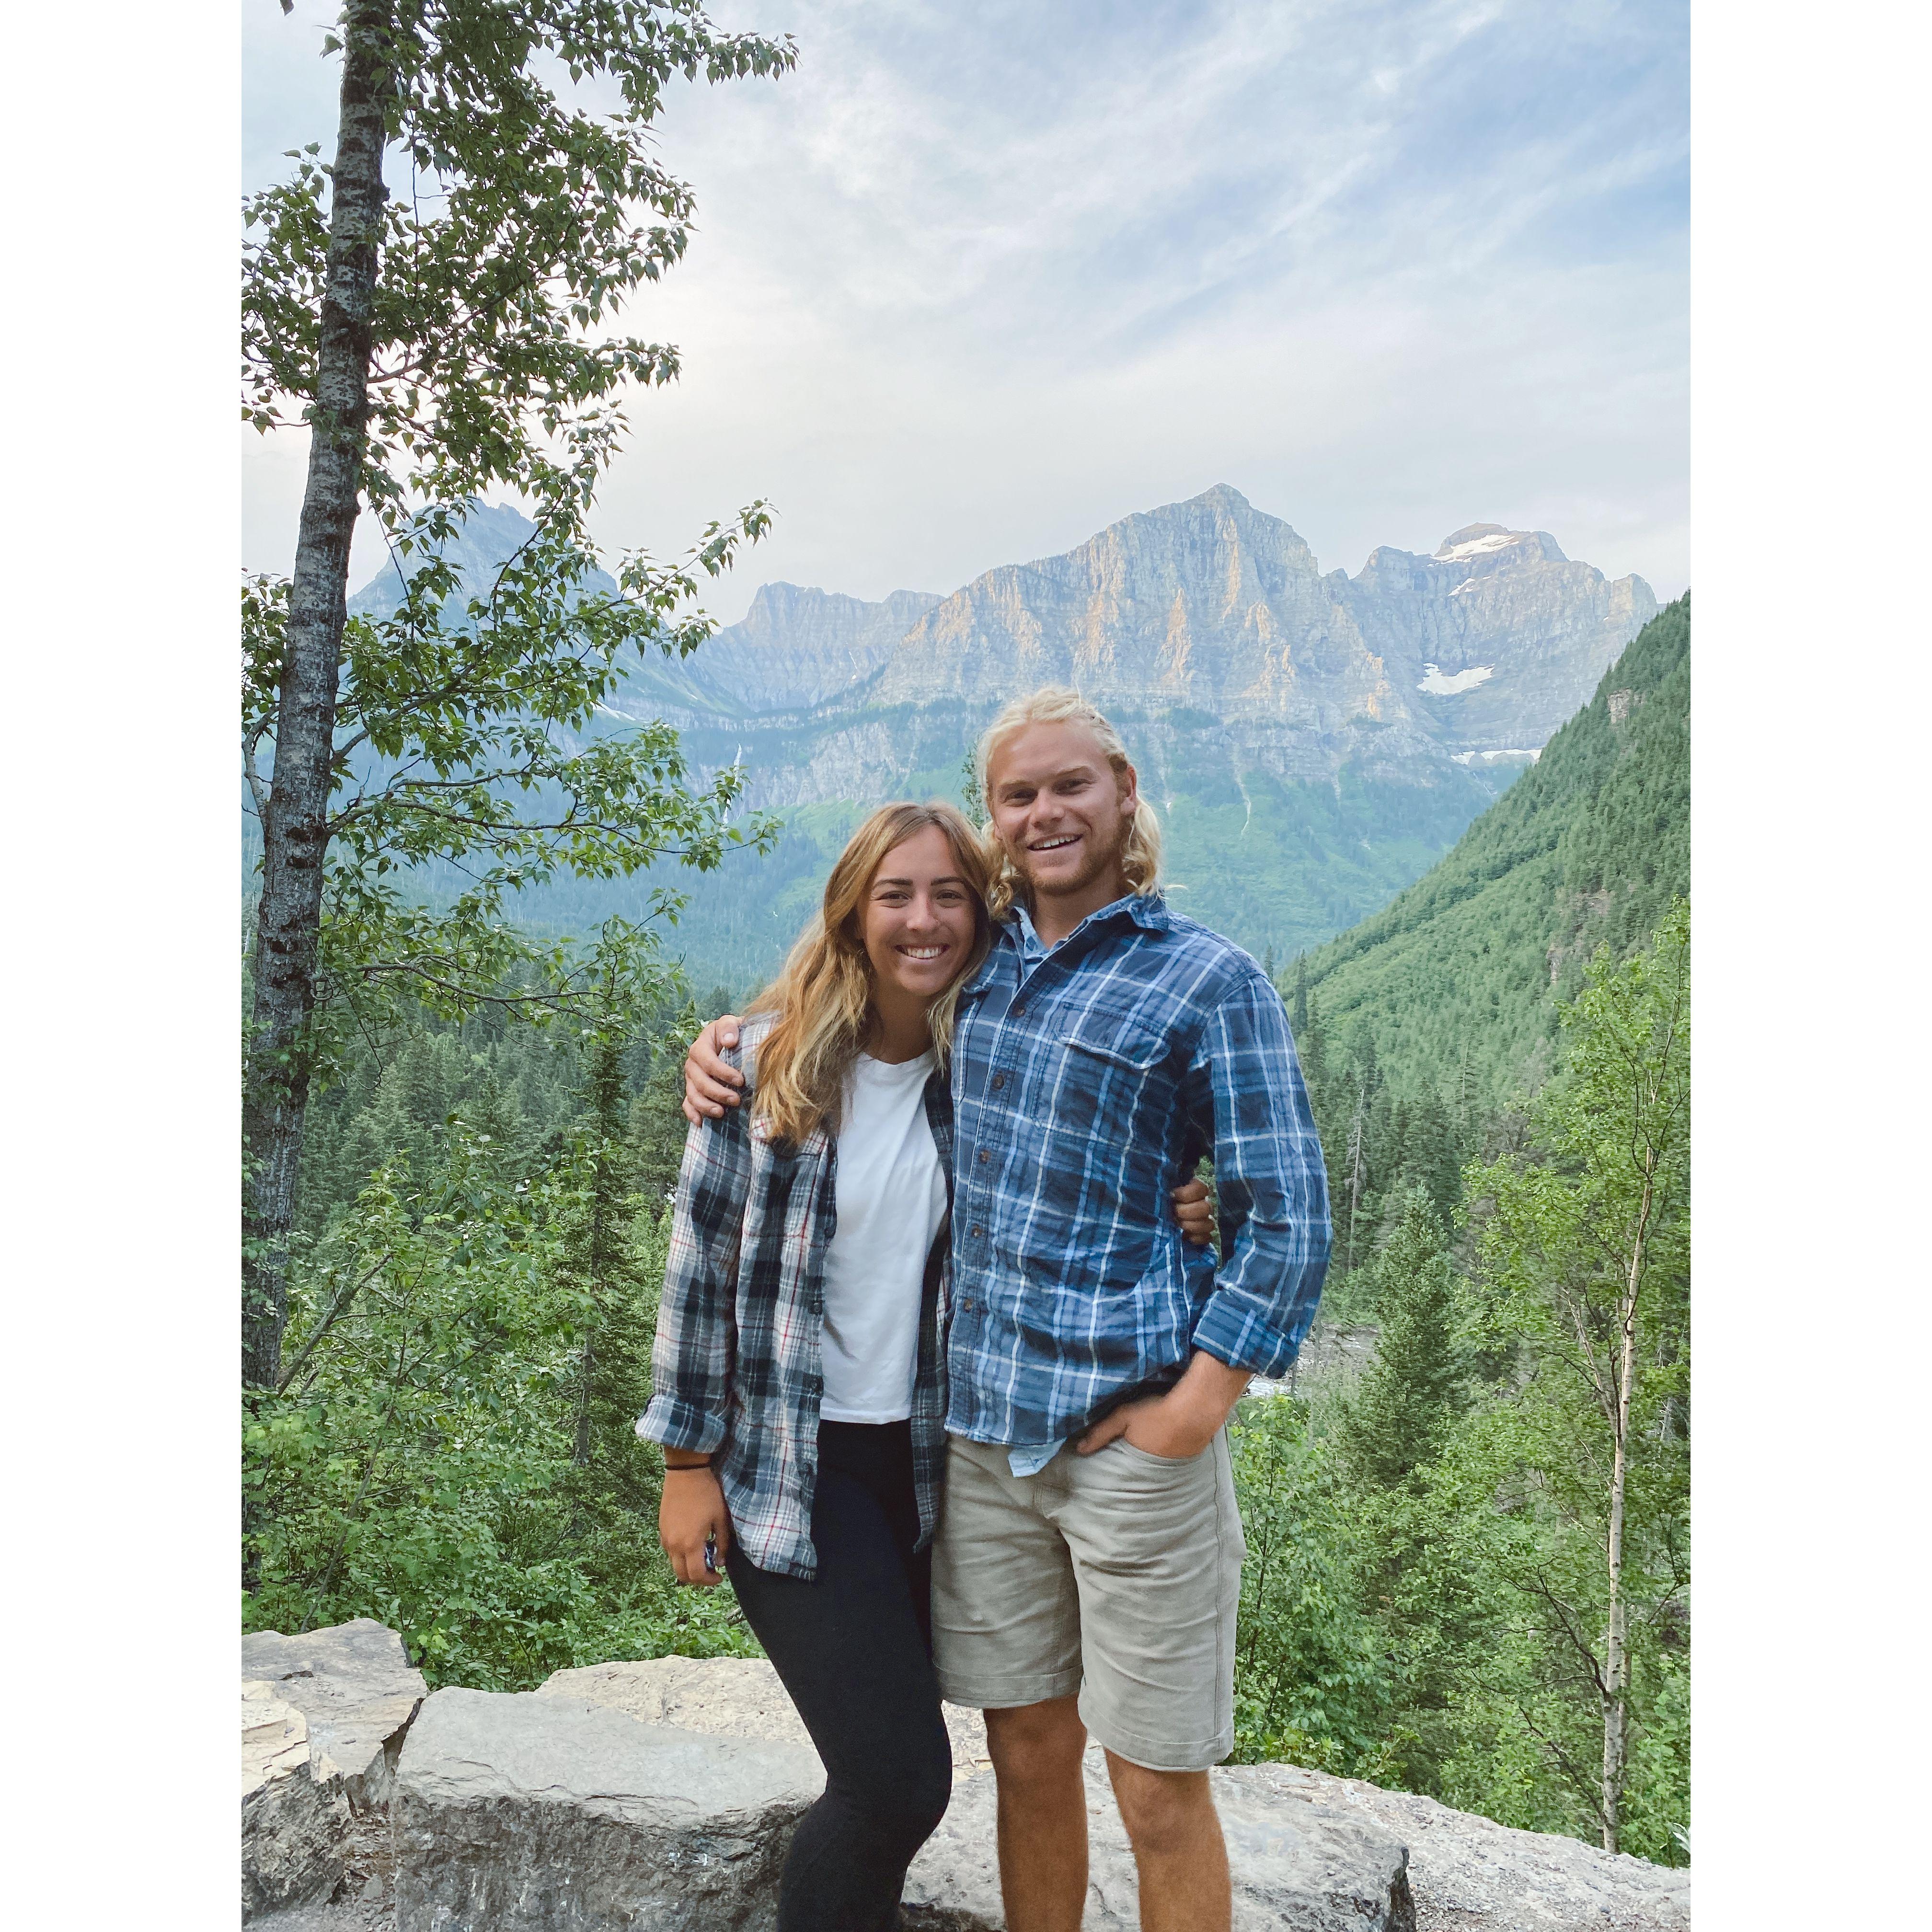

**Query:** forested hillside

left=1227, top=601, right=1690, bottom=1860
left=1290, top=595, right=1689, bottom=1112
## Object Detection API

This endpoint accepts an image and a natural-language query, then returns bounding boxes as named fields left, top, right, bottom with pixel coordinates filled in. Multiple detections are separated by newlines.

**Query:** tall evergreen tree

left=1341, top=1033, right=1383, bottom=1275
left=559, top=1028, right=661, bottom=1517
left=630, top=1037, right=696, bottom=1213
left=1297, top=990, right=1328, bottom=1097
left=1403, top=1089, right=1465, bottom=1227
left=1339, top=1186, right=1464, bottom=1488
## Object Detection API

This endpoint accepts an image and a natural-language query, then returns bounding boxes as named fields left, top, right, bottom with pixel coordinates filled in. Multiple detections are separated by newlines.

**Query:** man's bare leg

left=984, top=1697, right=1089, bottom=1932
left=1104, top=1750, right=1232, bottom=1932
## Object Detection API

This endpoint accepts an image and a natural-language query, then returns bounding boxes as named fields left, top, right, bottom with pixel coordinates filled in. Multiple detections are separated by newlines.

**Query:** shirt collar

left=974, top=889, right=1171, bottom=984
left=1045, top=889, right=1173, bottom=946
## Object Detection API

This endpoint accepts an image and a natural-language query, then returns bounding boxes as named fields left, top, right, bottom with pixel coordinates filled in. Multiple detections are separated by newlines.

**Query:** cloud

left=242, top=0, right=1687, bottom=616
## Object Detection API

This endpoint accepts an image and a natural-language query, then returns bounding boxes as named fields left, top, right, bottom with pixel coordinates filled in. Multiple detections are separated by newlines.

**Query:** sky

left=242, top=0, right=1689, bottom=623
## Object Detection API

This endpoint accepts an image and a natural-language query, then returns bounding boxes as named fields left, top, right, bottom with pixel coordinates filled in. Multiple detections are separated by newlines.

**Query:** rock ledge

left=243, top=1633, right=1688, bottom=1932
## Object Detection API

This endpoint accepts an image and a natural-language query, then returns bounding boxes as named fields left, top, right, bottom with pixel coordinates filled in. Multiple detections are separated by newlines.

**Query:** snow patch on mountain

left=1437, top=531, right=1525, bottom=563
left=1419, top=664, right=1495, bottom=695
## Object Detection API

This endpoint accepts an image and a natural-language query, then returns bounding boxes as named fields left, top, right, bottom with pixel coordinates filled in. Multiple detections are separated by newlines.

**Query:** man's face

left=985, top=721, right=1140, bottom=903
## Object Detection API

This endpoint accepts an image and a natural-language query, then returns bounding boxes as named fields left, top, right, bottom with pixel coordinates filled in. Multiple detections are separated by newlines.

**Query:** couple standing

left=638, top=687, right=1331, bottom=1932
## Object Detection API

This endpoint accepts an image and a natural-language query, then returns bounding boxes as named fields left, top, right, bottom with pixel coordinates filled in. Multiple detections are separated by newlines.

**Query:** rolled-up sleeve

left=1183, top=971, right=1331, bottom=1378
left=637, top=1070, right=751, bottom=1453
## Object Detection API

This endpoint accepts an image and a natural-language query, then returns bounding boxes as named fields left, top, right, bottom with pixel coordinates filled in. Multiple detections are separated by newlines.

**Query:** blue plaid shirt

left=945, top=892, right=1330, bottom=1451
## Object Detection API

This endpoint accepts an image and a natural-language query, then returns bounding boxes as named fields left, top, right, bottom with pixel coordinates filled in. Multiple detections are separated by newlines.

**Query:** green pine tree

left=559, top=1030, right=662, bottom=1518
left=1338, top=1186, right=1464, bottom=1488
left=1403, top=1088, right=1465, bottom=1226
left=630, top=1037, right=695, bottom=1215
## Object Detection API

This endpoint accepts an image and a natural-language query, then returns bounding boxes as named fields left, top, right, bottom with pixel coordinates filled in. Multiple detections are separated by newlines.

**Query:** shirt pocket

left=1056, top=1002, right=1179, bottom=1149
left=1061, top=1001, right=1171, bottom=1076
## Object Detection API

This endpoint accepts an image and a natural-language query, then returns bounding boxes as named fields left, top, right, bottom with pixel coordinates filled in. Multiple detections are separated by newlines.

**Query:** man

left=682, top=687, right=1331, bottom=1932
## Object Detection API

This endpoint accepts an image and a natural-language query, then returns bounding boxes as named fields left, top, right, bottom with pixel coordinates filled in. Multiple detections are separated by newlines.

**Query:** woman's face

left=859, top=825, right=980, bottom=1003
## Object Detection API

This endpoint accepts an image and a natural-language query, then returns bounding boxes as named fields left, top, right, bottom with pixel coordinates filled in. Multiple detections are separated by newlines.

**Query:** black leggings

left=725, top=1420, right=952, bottom=1932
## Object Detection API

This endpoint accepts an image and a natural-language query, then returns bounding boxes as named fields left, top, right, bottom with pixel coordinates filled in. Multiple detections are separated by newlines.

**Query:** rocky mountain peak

left=673, top=581, right=942, bottom=716
left=869, top=486, right=1335, bottom=714
left=730, top=581, right=940, bottom=651
left=1433, top=524, right=1568, bottom=566
left=1079, top=483, right=1317, bottom=573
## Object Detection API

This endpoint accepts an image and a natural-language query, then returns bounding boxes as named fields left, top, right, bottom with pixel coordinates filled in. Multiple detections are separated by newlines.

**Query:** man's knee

left=986, top=1696, right=1087, bottom=1788
left=1106, top=1755, right=1219, bottom=1860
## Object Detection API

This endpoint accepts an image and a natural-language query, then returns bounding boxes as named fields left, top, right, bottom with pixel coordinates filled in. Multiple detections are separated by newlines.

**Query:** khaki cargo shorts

left=931, top=1430, right=1245, bottom=1772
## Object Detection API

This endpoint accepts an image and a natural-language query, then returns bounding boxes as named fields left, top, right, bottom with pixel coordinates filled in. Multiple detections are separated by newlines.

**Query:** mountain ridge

left=597, top=486, right=1655, bottom=759
left=345, top=487, right=1660, bottom=981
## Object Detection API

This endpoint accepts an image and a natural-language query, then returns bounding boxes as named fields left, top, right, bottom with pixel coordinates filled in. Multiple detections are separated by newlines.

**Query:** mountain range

left=349, top=487, right=1657, bottom=988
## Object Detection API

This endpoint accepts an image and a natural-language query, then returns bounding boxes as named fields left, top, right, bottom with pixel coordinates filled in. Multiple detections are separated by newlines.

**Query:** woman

left=638, top=801, right=1211, bottom=1932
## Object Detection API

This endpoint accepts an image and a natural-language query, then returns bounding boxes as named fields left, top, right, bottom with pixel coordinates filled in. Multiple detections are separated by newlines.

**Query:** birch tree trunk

left=1599, top=1158, right=1656, bottom=1853
left=243, top=2, right=391, bottom=1390
left=1346, top=1079, right=1367, bottom=1271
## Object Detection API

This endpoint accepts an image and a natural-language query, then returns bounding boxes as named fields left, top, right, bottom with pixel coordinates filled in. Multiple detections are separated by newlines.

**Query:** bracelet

left=663, top=1460, right=713, bottom=1475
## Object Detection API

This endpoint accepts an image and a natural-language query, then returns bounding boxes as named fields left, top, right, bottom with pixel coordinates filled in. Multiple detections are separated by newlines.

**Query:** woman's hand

left=1170, top=1176, right=1217, bottom=1248
left=682, top=1016, right=746, bottom=1125
left=659, top=1464, right=732, bottom=1586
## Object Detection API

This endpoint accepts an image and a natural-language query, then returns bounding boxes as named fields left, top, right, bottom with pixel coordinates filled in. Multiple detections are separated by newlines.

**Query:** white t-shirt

left=820, top=1050, right=949, bottom=1424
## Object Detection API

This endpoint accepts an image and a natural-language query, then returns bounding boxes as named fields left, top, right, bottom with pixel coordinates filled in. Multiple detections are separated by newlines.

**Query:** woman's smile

left=862, top=825, right=980, bottom=1005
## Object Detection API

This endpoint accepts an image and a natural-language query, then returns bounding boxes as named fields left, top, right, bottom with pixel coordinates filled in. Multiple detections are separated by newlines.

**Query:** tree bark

left=1600, top=1157, right=1656, bottom=1854
left=243, top=3, right=392, bottom=1390
left=1346, top=1079, right=1367, bottom=1272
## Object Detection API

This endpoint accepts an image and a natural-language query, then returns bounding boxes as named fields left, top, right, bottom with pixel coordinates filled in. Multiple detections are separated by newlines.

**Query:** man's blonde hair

left=975, top=686, right=1162, bottom=919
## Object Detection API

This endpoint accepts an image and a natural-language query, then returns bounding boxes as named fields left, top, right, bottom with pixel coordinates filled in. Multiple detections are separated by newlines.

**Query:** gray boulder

left=243, top=1684, right=353, bottom=1918
left=243, top=1618, right=429, bottom=1811
left=391, top=1685, right=825, bottom=1931
left=539, top=1655, right=995, bottom=1779
left=242, top=1620, right=427, bottom=1921
left=1228, top=1763, right=1690, bottom=1932
left=539, top=1658, right=1688, bottom=1932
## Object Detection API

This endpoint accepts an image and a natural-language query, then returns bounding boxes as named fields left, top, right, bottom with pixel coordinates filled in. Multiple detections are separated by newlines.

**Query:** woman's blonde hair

left=748, top=801, right=993, bottom=1146
left=975, top=686, right=1162, bottom=919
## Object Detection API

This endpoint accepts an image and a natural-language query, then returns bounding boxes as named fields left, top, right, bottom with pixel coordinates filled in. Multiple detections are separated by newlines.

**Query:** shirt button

left=977, top=1150, right=990, bottom=1164
left=1013, top=1002, right=1027, bottom=1016
left=970, top=1224, right=982, bottom=1237
left=991, top=1073, right=1006, bottom=1091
